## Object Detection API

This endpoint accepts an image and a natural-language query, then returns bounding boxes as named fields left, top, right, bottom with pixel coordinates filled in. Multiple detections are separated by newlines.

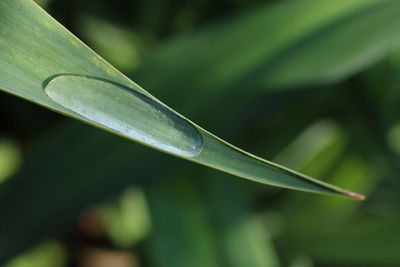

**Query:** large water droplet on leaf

left=44, top=75, right=203, bottom=157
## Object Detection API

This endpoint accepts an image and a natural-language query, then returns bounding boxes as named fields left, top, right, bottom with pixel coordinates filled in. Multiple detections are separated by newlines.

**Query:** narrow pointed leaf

left=0, top=0, right=363, bottom=198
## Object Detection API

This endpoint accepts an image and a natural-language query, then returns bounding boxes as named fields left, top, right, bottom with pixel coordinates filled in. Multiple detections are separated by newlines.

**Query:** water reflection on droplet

left=44, top=75, right=203, bottom=157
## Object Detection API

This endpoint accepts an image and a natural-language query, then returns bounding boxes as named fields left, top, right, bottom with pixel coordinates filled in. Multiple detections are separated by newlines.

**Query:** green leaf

left=146, top=174, right=220, bottom=267
left=135, top=0, right=400, bottom=97
left=0, top=0, right=362, bottom=197
left=204, top=173, right=280, bottom=267
left=281, top=217, right=400, bottom=266
left=146, top=172, right=280, bottom=267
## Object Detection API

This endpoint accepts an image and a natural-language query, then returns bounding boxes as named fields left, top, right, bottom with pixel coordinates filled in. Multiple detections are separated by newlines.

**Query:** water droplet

left=44, top=75, right=203, bottom=157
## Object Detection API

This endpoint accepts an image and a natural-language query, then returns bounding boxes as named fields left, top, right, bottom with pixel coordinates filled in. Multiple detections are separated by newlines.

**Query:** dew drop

left=44, top=75, right=203, bottom=157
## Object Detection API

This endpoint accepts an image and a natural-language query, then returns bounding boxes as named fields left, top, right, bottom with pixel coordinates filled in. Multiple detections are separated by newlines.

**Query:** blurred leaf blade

left=146, top=175, right=220, bottom=267
left=255, top=0, right=400, bottom=89
left=205, top=173, right=280, bottom=267
left=135, top=0, right=400, bottom=99
left=146, top=173, right=280, bottom=267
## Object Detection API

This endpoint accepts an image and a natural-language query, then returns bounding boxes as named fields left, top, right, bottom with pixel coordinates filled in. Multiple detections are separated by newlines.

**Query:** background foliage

left=1, top=0, right=400, bottom=266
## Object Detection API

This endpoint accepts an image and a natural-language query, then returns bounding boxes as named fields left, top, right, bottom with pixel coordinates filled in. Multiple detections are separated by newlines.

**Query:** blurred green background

left=1, top=0, right=400, bottom=266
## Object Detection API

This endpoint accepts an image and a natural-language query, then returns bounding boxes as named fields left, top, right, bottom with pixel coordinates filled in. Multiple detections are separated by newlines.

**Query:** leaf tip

left=343, top=190, right=366, bottom=200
